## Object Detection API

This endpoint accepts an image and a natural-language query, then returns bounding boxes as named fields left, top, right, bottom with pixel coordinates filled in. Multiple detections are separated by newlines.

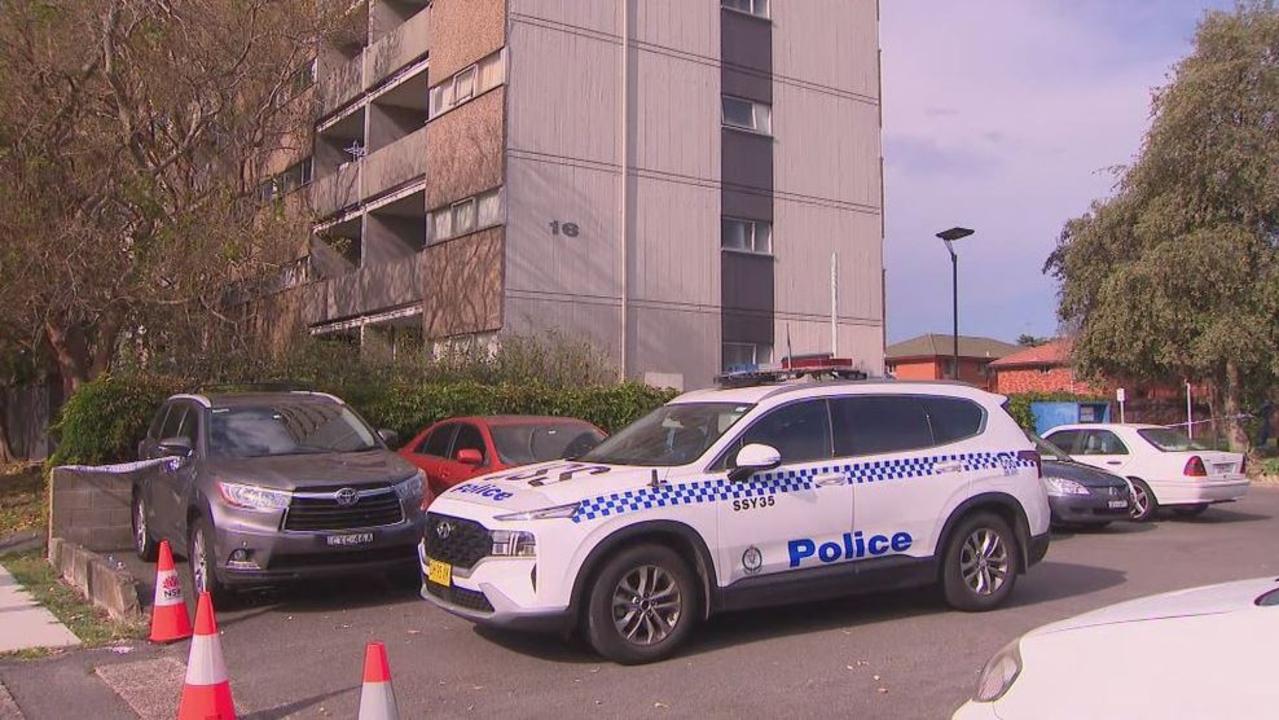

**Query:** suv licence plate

left=427, top=558, right=452, bottom=586
left=1108, top=500, right=1128, bottom=509
left=326, top=532, right=374, bottom=546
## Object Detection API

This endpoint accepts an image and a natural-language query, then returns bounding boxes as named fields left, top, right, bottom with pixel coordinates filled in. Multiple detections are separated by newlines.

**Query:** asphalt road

left=4, top=487, right=1278, bottom=719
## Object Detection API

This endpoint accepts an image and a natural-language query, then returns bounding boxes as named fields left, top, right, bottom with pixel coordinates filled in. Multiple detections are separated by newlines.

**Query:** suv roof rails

left=199, top=381, right=316, bottom=394
left=714, top=364, right=870, bottom=389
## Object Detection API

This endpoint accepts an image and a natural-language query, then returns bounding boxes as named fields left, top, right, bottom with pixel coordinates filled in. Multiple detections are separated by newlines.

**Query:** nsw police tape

left=56, top=457, right=182, bottom=474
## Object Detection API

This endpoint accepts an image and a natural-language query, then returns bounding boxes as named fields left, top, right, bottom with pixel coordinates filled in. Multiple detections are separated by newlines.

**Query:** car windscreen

left=490, top=422, right=606, bottom=465
left=209, top=403, right=380, bottom=458
left=579, top=402, right=753, bottom=467
left=1027, top=431, right=1072, bottom=462
left=1137, top=427, right=1206, bottom=452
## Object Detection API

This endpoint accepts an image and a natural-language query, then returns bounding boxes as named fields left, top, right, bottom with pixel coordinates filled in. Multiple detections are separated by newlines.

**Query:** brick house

left=988, top=339, right=1105, bottom=395
left=885, top=334, right=1021, bottom=390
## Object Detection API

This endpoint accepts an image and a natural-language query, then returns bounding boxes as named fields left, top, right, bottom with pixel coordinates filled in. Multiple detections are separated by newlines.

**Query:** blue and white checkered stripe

left=570, top=450, right=1033, bottom=523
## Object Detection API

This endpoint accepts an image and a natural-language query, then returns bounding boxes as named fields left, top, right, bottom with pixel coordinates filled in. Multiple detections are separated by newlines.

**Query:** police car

left=420, top=371, right=1051, bottom=663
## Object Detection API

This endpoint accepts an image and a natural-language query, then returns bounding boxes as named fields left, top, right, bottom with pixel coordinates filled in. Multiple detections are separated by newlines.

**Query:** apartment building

left=265, top=0, right=885, bottom=390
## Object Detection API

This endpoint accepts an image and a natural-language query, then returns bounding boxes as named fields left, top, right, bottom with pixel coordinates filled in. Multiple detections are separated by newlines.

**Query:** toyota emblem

left=335, top=487, right=359, bottom=506
left=436, top=521, right=453, bottom=540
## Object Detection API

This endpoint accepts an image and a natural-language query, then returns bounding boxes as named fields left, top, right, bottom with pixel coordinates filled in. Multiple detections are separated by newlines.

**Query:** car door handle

left=1106, top=461, right=1122, bottom=466
left=814, top=473, right=845, bottom=487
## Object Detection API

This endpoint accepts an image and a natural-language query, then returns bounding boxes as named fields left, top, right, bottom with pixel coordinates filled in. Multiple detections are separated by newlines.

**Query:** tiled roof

left=989, top=338, right=1071, bottom=368
left=885, top=334, right=1021, bottom=361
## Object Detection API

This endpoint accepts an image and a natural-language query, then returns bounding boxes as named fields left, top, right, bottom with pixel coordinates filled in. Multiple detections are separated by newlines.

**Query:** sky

left=879, top=0, right=1234, bottom=344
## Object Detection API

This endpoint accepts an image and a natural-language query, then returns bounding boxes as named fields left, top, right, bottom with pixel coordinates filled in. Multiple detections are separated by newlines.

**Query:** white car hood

left=436, top=460, right=665, bottom=513
left=1031, top=576, right=1279, bottom=637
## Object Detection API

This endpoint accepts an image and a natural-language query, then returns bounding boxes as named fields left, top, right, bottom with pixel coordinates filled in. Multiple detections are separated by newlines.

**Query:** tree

left=0, top=1, right=347, bottom=395
left=1016, top=334, right=1050, bottom=347
left=1045, top=2, right=1279, bottom=450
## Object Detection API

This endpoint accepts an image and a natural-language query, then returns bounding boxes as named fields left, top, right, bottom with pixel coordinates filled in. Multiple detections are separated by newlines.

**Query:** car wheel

left=132, top=493, right=159, bottom=562
left=942, top=512, right=1019, bottom=612
left=584, top=544, right=699, bottom=665
left=1128, top=479, right=1157, bottom=522
left=188, top=516, right=232, bottom=607
left=1172, top=503, right=1210, bottom=518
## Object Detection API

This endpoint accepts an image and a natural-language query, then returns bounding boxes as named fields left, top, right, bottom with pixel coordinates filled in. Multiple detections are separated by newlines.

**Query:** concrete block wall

left=49, top=466, right=142, bottom=552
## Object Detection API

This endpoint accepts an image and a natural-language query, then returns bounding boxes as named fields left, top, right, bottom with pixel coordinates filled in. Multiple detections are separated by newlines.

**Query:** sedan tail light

left=1017, top=450, right=1042, bottom=478
left=1183, top=455, right=1207, bottom=477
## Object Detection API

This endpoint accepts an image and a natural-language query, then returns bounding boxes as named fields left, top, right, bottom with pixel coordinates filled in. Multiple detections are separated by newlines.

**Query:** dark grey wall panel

left=721, top=10, right=772, bottom=74
left=721, top=130, right=773, bottom=192
left=722, top=187, right=772, bottom=222
left=722, top=66, right=771, bottom=104
left=721, top=252, right=774, bottom=345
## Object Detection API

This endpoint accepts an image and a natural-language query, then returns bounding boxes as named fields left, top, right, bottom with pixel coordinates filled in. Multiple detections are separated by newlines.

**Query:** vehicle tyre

left=1172, top=503, right=1210, bottom=518
left=132, top=492, right=159, bottom=562
left=1128, top=479, right=1157, bottom=522
left=188, top=516, right=232, bottom=608
left=942, top=512, right=1019, bottom=612
left=584, top=544, right=699, bottom=665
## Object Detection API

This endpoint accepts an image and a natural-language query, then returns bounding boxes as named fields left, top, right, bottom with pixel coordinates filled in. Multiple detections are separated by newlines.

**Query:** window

left=1044, top=429, right=1081, bottom=454
left=722, top=0, right=769, bottom=18
left=478, top=190, right=502, bottom=227
left=160, top=404, right=188, bottom=441
left=1079, top=430, right=1128, bottom=456
left=431, top=206, right=453, bottom=241
left=208, top=403, right=380, bottom=458
left=581, top=402, right=752, bottom=467
left=175, top=406, right=199, bottom=446
left=722, top=95, right=772, bottom=134
left=453, top=64, right=477, bottom=103
left=491, top=422, right=607, bottom=465
left=722, top=342, right=771, bottom=371
left=721, top=217, right=772, bottom=254
left=830, top=396, right=933, bottom=456
left=452, top=198, right=477, bottom=235
left=149, top=404, right=172, bottom=440
left=452, top=424, right=487, bottom=463
left=732, top=401, right=832, bottom=465
left=1138, top=428, right=1206, bottom=452
left=922, top=397, right=985, bottom=445
left=257, top=157, right=313, bottom=202
left=419, top=424, right=457, bottom=458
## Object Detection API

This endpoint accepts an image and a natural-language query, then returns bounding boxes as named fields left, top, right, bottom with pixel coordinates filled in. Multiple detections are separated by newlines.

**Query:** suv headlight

left=217, top=481, right=291, bottom=511
left=494, top=502, right=580, bottom=521
left=394, top=471, right=425, bottom=501
left=490, top=529, right=536, bottom=557
left=1044, top=477, right=1090, bottom=497
left=975, top=639, right=1023, bottom=702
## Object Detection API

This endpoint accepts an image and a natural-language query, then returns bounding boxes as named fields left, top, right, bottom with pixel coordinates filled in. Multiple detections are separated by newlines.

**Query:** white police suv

left=420, top=377, right=1050, bottom=663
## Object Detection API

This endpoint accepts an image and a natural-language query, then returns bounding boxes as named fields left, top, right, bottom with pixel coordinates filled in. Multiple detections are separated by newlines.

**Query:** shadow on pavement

left=241, top=685, right=356, bottom=720
left=1158, top=507, right=1271, bottom=524
left=1008, top=561, right=1126, bottom=606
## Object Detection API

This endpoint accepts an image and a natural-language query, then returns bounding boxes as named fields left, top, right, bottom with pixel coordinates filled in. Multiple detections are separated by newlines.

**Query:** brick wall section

left=429, top=0, right=506, bottom=81
left=50, top=466, right=141, bottom=552
left=426, top=88, right=506, bottom=209
left=994, top=367, right=1105, bottom=395
left=422, top=226, right=504, bottom=338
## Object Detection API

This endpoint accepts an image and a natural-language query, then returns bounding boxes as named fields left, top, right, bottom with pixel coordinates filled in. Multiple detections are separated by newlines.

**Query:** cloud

left=880, top=0, right=1229, bottom=343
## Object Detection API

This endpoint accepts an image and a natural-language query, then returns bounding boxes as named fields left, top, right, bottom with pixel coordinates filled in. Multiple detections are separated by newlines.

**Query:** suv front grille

left=283, top=485, right=404, bottom=531
left=425, top=579, right=495, bottom=612
left=423, top=513, right=490, bottom=569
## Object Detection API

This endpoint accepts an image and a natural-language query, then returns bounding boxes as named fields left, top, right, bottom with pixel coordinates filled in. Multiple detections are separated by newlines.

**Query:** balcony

left=363, top=125, right=427, bottom=200
left=318, top=53, right=364, bottom=118
left=365, top=8, right=430, bottom=87
left=303, top=254, right=421, bottom=326
left=308, top=161, right=361, bottom=219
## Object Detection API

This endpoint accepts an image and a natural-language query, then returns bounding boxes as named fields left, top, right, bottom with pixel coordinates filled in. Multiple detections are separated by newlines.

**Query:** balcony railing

left=363, top=126, right=428, bottom=199
left=303, top=254, right=421, bottom=326
left=365, top=9, right=430, bottom=88
left=308, top=161, right=361, bottom=218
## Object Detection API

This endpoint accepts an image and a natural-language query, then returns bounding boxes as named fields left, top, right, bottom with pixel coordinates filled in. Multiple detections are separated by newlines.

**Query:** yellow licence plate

left=427, top=558, right=452, bottom=587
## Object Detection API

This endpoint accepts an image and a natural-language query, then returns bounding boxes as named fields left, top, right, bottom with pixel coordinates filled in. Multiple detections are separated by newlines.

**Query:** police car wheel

left=585, top=544, right=699, bottom=664
left=1128, top=479, right=1157, bottom=522
left=941, top=512, right=1018, bottom=612
left=132, top=492, right=159, bottom=562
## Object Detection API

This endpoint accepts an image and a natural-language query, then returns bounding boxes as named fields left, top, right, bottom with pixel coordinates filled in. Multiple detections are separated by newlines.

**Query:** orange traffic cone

left=149, top=540, right=192, bottom=643
left=357, top=642, right=399, bottom=720
left=177, top=592, right=236, bottom=720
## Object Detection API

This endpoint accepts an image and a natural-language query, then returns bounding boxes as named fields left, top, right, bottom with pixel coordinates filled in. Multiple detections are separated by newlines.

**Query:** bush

left=48, top=371, right=677, bottom=466
left=1004, top=391, right=1110, bottom=431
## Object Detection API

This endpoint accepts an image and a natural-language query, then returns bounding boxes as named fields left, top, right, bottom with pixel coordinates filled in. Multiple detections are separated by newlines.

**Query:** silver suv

left=133, top=391, right=426, bottom=601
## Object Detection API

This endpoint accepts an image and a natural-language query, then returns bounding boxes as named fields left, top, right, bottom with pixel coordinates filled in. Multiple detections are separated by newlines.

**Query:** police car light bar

left=714, top=362, right=869, bottom=388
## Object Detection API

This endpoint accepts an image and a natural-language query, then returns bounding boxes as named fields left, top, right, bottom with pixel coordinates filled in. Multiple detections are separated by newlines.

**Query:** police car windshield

left=580, top=402, right=753, bottom=467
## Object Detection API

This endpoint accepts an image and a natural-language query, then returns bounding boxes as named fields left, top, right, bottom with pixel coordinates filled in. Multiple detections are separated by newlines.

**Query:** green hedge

left=1004, top=391, right=1110, bottom=431
left=48, top=372, right=678, bottom=467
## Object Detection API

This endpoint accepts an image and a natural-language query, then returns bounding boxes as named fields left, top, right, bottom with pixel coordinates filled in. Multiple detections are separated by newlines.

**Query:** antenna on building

left=343, top=141, right=366, bottom=160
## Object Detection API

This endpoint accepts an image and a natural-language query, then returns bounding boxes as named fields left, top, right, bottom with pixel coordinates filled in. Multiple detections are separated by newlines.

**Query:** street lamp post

left=935, top=227, right=974, bottom=381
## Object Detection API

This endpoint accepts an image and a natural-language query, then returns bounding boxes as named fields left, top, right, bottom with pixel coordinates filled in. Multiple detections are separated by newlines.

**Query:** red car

left=400, top=415, right=606, bottom=505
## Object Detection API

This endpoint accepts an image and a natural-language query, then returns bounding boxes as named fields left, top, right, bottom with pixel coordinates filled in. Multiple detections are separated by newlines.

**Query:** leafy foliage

left=1044, top=3, right=1279, bottom=449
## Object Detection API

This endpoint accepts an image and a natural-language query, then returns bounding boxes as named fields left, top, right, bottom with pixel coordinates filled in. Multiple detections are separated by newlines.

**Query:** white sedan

left=1043, top=423, right=1249, bottom=521
left=953, top=576, right=1279, bottom=719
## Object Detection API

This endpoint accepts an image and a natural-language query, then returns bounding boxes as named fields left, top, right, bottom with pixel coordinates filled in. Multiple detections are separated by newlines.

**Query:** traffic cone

left=149, top=540, right=192, bottom=643
left=177, top=592, right=236, bottom=720
left=357, top=642, right=399, bottom=720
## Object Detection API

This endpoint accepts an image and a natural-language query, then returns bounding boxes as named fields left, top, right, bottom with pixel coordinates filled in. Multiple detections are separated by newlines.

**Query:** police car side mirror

left=728, top=443, right=782, bottom=482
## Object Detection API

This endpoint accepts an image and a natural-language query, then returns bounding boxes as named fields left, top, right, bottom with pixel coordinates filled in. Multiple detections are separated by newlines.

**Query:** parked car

left=1031, top=434, right=1130, bottom=528
left=1043, top=423, right=1249, bottom=521
left=953, top=576, right=1279, bottom=719
left=420, top=378, right=1050, bottom=664
left=132, top=391, right=426, bottom=601
left=400, top=416, right=605, bottom=505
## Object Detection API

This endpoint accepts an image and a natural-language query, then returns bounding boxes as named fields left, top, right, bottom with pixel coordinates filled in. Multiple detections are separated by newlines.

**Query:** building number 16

left=549, top=220, right=580, bottom=237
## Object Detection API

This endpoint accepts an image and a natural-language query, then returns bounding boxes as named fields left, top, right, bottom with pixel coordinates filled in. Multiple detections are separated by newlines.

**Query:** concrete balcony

left=318, top=55, right=363, bottom=117
left=303, top=253, right=421, bottom=325
left=365, top=8, right=430, bottom=87
left=363, top=125, right=427, bottom=200
left=308, top=162, right=361, bottom=218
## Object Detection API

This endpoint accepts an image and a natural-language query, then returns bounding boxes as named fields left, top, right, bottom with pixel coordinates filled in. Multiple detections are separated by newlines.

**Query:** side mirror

left=728, top=443, right=782, bottom=482
left=378, top=429, right=400, bottom=448
left=456, top=448, right=483, bottom=465
left=158, top=437, right=194, bottom=459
